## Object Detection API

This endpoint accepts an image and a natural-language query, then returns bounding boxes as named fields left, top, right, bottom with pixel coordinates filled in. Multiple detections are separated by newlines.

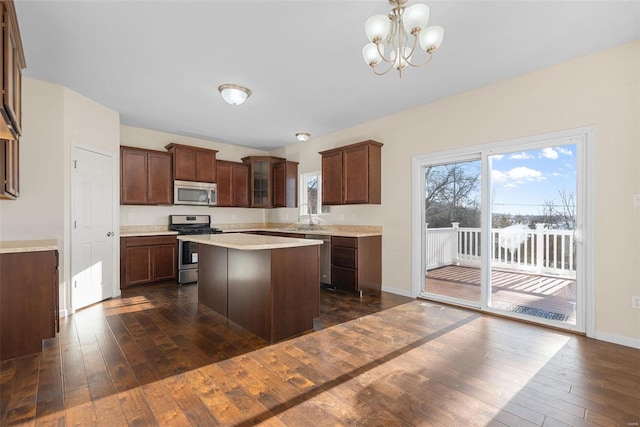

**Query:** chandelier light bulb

left=365, top=14, right=390, bottom=43
left=363, top=43, right=384, bottom=66
left=419, top=25, right=444, bottom=53
left=402, top=3, right=430, bottom=35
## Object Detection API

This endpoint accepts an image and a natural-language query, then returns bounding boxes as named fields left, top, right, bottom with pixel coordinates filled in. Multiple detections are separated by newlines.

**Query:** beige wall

left=0, top=77, right=121, bottom=316
left=0, top=79, right=64, bottom=242
left=277, top=41, right=640, bottom=344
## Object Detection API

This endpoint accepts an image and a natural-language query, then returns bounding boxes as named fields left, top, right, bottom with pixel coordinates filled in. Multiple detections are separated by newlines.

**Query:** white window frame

left=299, top=171, right=322, bottom=218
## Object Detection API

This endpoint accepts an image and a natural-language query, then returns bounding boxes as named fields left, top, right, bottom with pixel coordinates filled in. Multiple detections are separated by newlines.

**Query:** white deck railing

left=426, top=223, right=576, bottom=277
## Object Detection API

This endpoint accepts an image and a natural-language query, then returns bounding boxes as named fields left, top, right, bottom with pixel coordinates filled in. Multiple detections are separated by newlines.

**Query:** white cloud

left=508, top=166, right=544, bottom=181
left=509, top=152, right=534, bottom=160
left=491, top=169, right=508, bottom=183
left=492, top=166, right=546, bottom=189
left=556, top=147, right=573, bottom=156
left=541, top=147, right=559, bottom=159
left=491, top=154, right=504, bottom=161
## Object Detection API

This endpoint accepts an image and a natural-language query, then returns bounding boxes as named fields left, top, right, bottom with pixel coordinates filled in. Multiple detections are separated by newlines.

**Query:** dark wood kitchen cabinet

left=120, top=235, right=177, bottom=288
left=120, top=146, right=172, bottom=205
left=319, top=140, right=383, bottom=205
left=0, top=0, right=25, bottom=200
left=272, top=160, right=298, bottom=208
left=165, top=143, right=218, bottom=183
left=0, top=0, right=25, bottom=141
left=1, top=249, right=59, bottom=360
left=242, top=156, right=284, bottom=208
left=216, top=160, right=249, bottom=207
left=0, top=137, right=18, bottom=199
left=331, top=235, right=381, bottom=293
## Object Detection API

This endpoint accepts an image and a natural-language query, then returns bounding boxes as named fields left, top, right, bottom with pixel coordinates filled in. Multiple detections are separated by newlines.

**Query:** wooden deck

left=426, top=265, right=577, bottom=324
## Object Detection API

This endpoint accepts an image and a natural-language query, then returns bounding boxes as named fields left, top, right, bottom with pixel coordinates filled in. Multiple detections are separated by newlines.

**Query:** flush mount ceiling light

left=296, top=132, right=311, bottom=142
left=362, top=0, right=444, bottom=77
left=218, top=84, right=252, bottom=106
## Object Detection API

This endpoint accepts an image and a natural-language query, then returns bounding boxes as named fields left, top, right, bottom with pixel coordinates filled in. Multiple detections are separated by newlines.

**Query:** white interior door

left=71, top=147, right=114, bottom=311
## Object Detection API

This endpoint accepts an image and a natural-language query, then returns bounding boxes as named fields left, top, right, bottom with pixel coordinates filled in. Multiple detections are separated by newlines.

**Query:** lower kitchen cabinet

left=0, top=250, right=59, bottom=360
left=331, top=235, right=381, bottom=293
left=120, top=235, right=177, bottom=288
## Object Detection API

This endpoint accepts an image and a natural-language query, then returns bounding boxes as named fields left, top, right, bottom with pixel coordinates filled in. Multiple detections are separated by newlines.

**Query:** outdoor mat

left=490, top=301, right=568, bottom=321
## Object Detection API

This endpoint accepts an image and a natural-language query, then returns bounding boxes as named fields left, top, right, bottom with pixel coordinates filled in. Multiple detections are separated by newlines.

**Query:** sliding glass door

left=416, top=129, right=588, bottom=332
left=423, top=157, right=482, bottom=307
left=488, top=143, right=579, bottom=326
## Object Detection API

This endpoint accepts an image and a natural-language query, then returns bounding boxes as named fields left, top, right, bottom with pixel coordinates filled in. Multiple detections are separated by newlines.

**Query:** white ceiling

left=15, top=1, right=640, bottom=150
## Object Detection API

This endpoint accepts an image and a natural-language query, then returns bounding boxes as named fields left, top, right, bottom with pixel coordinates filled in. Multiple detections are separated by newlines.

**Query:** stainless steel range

left=169, top=215, right=222, bottom=286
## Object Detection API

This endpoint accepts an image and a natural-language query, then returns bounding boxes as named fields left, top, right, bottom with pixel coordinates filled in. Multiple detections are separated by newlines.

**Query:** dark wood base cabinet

left=331, top=235, right=382, bottom=293
left=120, top=236, right=177, bottom=288
left=0, top=250, right=59, bottom=361
left=198, top=244, right=320, bottom=343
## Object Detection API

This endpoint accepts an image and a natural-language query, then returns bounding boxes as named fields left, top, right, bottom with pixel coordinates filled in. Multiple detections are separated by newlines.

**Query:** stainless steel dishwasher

left=306, top=234, right=331, bottom=285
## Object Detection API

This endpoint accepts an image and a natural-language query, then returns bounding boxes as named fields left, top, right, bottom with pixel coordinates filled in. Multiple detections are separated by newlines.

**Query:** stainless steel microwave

left=173, top=180, right=217, bottom=206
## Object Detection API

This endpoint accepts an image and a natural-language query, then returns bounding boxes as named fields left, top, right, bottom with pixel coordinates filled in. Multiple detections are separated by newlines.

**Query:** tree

left=541, top=189, right=576, bottom=230
left=425, top=163, right=481, bottom=228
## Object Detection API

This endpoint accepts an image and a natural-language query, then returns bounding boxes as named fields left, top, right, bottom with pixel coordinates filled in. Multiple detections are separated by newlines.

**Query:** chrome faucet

left=298, top=203, right=314, bottom=228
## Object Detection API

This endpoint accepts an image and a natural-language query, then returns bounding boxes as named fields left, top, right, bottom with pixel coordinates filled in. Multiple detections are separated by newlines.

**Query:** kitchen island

left=178, top=233, right=323, bottom=342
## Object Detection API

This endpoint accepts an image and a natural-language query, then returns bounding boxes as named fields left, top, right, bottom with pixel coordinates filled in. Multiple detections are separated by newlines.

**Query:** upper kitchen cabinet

left=216, top=160, right=249, bottom=207
left=0, top=0, right=24, bottom=141
left=242, top=156, right=285, bottom=208
left=272, top=159, right=298, bottom=208
left=0, top=138, right=18, bottom=199
left=0, top=0, right=25, bottom=200
left=165, top=143, right=218, bottom=183
left=120, top=146, right=172, bottom=205
left=319, top=140, right=383, bottom=205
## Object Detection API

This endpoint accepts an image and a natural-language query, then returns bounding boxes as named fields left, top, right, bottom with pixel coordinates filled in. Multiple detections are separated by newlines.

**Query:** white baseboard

left=381, top=285, right=414, bottom=298
left=594, top=331, right=640, bottom=349
left=59, top=308, right=70, bottom=318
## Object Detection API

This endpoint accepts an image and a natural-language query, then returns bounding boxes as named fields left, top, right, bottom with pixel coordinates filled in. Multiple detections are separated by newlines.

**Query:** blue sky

left=490, top=144, right=576, bottom=215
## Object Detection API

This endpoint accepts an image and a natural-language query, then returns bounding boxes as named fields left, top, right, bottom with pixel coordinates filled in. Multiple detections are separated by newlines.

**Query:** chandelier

left=362, top=0, right=444, bottom=77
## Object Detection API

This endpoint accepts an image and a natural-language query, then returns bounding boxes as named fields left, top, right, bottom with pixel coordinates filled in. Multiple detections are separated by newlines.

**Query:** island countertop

left=178, top=233, right=324, bottom=250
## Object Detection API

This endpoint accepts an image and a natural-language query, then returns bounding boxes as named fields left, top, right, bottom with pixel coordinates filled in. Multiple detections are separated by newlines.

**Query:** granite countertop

left=178, top=233, right=324, bottom=251
left=0, top=239, right=59, bottom=254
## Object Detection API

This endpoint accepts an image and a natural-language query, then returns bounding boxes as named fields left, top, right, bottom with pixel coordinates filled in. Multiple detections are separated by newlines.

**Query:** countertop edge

left=120, top=231, right=179, bottom=237
left=178, top=233, right=324, bottom=251
left=219, top=228, right=382, bottom=238
left=0, top=240, right=59, bottom=254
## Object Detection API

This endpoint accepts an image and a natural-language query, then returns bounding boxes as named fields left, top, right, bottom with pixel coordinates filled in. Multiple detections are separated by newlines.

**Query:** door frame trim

left=70, top=144, right=120, bottom=314
left=412, top=126, right=595, bottom=336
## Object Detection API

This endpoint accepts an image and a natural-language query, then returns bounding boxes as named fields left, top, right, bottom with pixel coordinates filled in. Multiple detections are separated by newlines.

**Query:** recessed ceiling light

left=296, top=132, right=310, bottom=142
left=218, top=84, right=251, bottom=106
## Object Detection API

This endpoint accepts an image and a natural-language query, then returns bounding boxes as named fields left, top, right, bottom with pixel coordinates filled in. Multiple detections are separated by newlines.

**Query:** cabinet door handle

left=106, top=232, right=114, bottom=237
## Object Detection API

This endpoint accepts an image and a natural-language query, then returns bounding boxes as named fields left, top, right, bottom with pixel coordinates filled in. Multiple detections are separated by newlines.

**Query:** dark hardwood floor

left=1, top=282, right=639, bottom=426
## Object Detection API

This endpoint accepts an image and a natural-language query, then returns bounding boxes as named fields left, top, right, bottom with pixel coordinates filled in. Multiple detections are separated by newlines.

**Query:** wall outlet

left=127, top=213, right=134, bottom=221
left=633, top=194, right=640, bottom=207
left=632, top=296, right=640, bottom=309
